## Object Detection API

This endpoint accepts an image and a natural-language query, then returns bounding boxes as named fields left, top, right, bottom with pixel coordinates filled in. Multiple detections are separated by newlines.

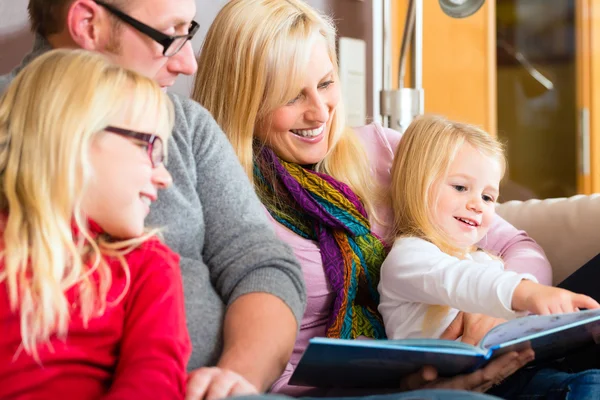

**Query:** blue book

left=289, top=308, right=600, bottom=389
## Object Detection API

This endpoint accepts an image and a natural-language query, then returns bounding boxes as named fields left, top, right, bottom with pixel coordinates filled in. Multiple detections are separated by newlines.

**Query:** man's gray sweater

left=0, top=37, right=306, bottom=369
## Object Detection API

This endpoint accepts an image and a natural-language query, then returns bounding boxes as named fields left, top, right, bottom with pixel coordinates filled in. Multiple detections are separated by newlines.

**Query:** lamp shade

left=438, top=0, right=485, bottom=18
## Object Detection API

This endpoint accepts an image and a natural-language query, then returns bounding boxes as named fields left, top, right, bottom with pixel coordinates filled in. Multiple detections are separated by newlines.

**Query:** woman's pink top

left=269, top=123, right=552, bottom=396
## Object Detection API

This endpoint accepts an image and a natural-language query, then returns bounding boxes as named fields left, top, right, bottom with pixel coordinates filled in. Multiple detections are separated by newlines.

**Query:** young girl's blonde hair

left=389, top=114, right=506, bottom=258
left=193, top=0, right=379, bottom=219
left=0, top=49, right=173, bottom=359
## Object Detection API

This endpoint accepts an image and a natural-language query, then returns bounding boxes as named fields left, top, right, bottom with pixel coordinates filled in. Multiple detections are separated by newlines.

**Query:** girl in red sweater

left=0, top=49, right=190, bottom=399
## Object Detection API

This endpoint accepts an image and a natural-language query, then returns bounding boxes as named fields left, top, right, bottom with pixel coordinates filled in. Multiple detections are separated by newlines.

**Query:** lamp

left=439, top=0, right=485, bottom=19
left=380, top=0, right=486, bottom=132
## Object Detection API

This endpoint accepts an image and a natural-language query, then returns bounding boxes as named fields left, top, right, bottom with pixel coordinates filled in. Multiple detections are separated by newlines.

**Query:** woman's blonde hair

left=389, top=114, right=506, bottom=258
left=193, top=0, right=378, bottom=218
left=0, top=49, right=174, bottom=359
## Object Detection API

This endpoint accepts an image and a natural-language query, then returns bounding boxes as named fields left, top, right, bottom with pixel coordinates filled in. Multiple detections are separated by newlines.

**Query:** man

left=0, top=1, right=306, bottom=399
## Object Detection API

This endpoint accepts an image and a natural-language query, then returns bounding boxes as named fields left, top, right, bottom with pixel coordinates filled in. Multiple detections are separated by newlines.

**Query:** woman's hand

left=399, top=349, right=535, bottom=393
left=441, top=312, right=506, bottom=345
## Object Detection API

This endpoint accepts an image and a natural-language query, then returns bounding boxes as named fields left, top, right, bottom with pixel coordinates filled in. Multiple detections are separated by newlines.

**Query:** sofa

left=497, top=194, right=600, bottom=286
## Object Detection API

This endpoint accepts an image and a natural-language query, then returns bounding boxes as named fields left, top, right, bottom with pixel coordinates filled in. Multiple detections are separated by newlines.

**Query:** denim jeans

left=488, top=367, right=600, bottom=400
left=234, top=391, right=503, bottom=400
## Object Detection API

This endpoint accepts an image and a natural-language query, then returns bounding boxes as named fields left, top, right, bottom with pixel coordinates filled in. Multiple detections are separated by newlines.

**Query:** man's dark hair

left=28, top=0, right=127, bottom=37
left=28, top=0, right=73, bottom=36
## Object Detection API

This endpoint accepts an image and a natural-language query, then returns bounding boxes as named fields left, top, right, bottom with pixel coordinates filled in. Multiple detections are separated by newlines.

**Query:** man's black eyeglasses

left=94, top=0, right=199, bottom=57
left=104, top=126, right=165, bottom=168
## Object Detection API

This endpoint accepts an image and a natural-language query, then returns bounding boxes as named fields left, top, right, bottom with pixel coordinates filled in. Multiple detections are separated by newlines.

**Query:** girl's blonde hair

left=0, top=49, right=174, bottom=359
left=193, top=0, right=378, bottom=218
left=389, top=114, right=506, bottom=258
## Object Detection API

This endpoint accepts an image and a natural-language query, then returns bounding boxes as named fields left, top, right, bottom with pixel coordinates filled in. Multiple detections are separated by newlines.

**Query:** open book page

left=480, top=308, right=600, bottom=350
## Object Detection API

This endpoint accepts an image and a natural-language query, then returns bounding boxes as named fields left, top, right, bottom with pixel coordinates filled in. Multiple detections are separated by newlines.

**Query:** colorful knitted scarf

left=254, top=146, right=387, bottom=339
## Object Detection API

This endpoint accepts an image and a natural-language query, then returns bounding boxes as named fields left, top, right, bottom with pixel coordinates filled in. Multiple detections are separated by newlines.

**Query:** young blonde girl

left=379, top=114, right=600, bottom=398
left=0, top=49, right=190, bottom=399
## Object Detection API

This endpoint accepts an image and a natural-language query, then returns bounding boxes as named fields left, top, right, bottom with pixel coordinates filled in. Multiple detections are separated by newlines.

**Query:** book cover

left=289, top=308, right=600, bottom=388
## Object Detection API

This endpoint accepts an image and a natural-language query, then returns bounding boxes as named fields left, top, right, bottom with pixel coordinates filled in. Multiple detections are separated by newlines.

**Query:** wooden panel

left=575, top=0, right=600, bottom=194
left=576, top=0, right=592, bottom=193
left=391, top=1, right=496, bottom=135
left=591, top=0, right=600, bottom=192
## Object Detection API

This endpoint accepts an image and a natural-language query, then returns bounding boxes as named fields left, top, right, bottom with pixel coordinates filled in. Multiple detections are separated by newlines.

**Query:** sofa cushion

left=497, top=194, right=600, bottom=285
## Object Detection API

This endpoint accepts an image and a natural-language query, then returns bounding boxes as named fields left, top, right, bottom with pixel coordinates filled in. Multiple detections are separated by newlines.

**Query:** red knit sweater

left=0, top=226, right=191, bottom=399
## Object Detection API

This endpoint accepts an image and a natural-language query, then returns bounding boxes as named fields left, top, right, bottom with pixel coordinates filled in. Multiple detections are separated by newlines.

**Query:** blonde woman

left=193, top=0, right=549, bottom=396
left=379, top=114, right=600, bottom=399
left=0, top=49, right=190, bottom=399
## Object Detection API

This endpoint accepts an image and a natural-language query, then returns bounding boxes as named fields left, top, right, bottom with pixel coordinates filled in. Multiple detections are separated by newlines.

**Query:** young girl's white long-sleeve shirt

left=378, top=237, right=539, bottom=339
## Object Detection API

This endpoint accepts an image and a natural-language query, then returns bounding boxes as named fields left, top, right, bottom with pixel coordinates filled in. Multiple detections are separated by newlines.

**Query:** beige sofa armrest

left=496, top=194, right=600, bottom=286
